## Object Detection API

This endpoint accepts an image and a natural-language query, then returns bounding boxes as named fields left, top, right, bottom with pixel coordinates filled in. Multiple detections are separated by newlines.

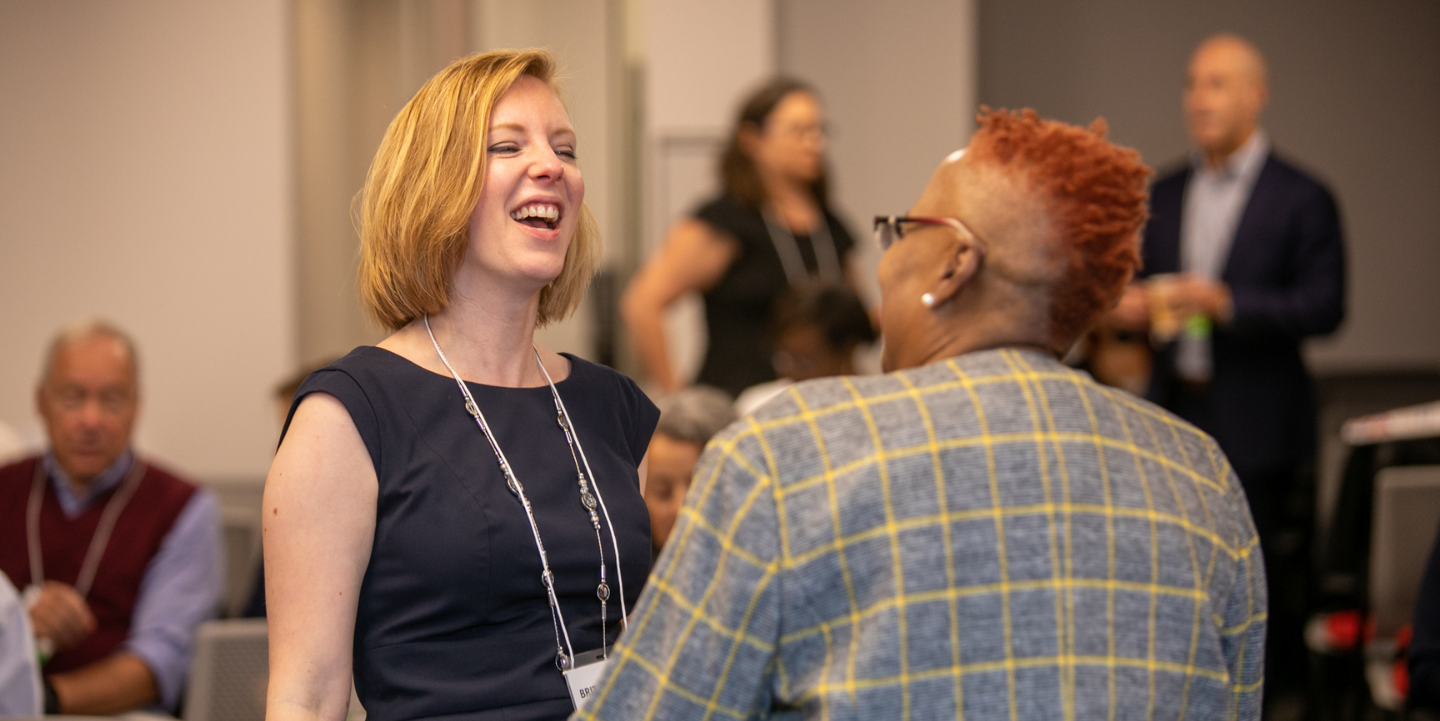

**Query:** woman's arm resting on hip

left=621, top=219, right=738, bottom=393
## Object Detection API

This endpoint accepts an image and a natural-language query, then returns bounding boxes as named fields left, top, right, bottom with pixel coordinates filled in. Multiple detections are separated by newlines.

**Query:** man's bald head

left=877, top=109, right=1150, bottom=368
left=1186, top=34, right=1269, bottom=163
left=41, top=319, right=139, bottom=386
left=1194, top=34, right=1268, bottom=86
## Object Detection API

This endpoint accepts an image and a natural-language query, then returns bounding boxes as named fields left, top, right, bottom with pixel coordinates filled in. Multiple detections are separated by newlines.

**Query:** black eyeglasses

left=873, top=215, right=985, bottom=251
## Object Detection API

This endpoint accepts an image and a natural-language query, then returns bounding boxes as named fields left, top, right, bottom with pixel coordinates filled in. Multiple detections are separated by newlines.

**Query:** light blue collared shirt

left=1177, top=129, right=1271, bottom=381
left=0, top=573, right=42, bottom=716
left=39, top=449, right=221, bottom=712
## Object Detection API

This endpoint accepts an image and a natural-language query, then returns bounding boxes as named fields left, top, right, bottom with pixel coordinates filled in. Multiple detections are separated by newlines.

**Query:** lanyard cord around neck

left=539, top=363, right=617, bottom=658
left=534, top=351, right=631, bottom=631
left=27, top=457, right=146, bottom=600
left=423, top=316, right=627, bottom=670
left=762, top=206, right=842, bottom=287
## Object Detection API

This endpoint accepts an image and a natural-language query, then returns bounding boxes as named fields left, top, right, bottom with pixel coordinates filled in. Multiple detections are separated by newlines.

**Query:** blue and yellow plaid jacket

left=577, top=349, right=1265, bottom=720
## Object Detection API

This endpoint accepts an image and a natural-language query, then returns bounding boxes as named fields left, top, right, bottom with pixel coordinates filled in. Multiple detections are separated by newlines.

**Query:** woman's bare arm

left=264, top=393, right=378, bottom=721
left=620, top=219, right=738, bottom=393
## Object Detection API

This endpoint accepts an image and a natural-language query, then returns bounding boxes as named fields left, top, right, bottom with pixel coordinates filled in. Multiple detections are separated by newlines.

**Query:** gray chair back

left=1370, top=465, right=1440, bottom=637
left=183, top=619, right=268, bottom=721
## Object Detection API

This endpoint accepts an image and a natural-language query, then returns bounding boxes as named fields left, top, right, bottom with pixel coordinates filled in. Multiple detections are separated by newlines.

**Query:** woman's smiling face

left=465, top=75, right=585, bottom=296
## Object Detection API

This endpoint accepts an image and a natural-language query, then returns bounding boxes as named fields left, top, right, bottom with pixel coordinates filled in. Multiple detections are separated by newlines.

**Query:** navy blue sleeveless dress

left=282, top=347, right=659, bottom=720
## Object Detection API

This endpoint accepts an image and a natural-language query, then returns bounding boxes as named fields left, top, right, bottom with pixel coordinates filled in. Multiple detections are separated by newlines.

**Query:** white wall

left=0, top=1, right=294, bottom=480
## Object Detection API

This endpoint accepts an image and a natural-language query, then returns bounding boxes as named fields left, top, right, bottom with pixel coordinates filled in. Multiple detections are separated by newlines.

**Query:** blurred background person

left=1111, top=33, right=1346, bottom=706
left=642, top=386, right=736, bottom=558
left=0, top=320, right=222, bottom=715
left=622, top=78, right=862, bottom=398
left=735, top=280, right=877, bottom=415
left=1065, top=326, right=1152, bottom=397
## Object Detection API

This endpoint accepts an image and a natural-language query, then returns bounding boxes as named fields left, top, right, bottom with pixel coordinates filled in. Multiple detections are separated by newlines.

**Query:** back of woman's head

left=358, top=49, right=601, bottom=331
left=967, top=108, right=1150, bottom=348
left=719, top=77, right=829, bottom=208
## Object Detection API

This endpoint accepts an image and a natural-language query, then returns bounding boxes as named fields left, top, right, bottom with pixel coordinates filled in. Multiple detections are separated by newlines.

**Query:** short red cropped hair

left=968, top=108, right=1151, bottom=348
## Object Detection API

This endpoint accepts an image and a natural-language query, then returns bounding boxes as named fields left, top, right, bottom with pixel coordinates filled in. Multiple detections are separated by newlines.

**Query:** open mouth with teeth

left=510, top=203, right=562, bottom=231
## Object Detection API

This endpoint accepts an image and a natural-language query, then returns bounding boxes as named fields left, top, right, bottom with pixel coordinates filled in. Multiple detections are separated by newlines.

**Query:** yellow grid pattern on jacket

left=576, top=349, right=1266, bottom=721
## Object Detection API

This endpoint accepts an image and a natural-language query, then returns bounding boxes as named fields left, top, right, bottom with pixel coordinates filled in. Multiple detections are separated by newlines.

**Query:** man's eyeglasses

left=873, top=215, right=984, bottom=251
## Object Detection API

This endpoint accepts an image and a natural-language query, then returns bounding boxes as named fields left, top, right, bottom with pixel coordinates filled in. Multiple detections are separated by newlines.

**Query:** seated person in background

left=642, top=386, right=737, bottom=557
left=0, top=320, right=222, bottom=715
left=735, top=280, right=878, bottom=415
left=576, top=109, right=1266, bottom=721
left=0, top=573, right=42, bottom=716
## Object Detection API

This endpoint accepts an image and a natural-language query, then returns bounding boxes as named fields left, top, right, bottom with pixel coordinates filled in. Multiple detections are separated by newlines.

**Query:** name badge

left=563, top=647, right=611, bottom=710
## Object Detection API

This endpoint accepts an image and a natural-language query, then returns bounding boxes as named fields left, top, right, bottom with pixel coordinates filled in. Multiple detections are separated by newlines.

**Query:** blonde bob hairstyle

left=358, top=48, right=601, bottom=331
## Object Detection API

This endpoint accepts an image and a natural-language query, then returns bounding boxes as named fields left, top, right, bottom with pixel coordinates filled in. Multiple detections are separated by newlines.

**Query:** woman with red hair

left=578, top=109, right=1265, bottom=721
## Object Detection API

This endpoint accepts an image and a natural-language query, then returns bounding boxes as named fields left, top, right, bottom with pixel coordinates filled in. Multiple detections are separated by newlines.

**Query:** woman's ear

left=926, top=237, right=984, bottom=309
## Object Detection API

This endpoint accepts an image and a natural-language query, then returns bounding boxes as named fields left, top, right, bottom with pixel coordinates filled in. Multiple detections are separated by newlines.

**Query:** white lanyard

left=423, top=317, right=628, bottom=676
left=762, top=206, right=842, bottom=287
left=27, top=457, right=146, bottom=600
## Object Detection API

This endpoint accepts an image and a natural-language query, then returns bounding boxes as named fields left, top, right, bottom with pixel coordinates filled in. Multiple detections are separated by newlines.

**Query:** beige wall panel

left=474, top=0, right=620, bottom=359
left=0, top=0, right=294, bottom=479
left=778, top=0, right=978, bottom=310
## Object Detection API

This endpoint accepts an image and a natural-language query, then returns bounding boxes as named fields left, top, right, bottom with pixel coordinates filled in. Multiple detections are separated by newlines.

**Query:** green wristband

left=1184, top=314, right=1211, bottom=340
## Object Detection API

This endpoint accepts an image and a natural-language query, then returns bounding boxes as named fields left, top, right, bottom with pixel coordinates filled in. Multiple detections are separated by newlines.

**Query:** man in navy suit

left=1112, top=33, right=1345, bottom=699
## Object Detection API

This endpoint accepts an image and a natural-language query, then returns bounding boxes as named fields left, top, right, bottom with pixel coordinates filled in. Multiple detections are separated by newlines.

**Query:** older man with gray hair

left=0, top=320, right=221, bottom=715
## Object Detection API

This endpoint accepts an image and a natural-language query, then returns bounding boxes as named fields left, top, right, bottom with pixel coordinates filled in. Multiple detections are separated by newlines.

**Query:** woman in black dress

left=621, top=78, right=860, bottom=398
left=263, top=50, right=658, bottom=721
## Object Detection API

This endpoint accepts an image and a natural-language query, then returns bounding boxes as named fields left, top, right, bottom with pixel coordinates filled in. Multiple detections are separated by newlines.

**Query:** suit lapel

left=1221, top=154, right=1279, bottom=283
left=1146, top=168, right=1191, bottom=276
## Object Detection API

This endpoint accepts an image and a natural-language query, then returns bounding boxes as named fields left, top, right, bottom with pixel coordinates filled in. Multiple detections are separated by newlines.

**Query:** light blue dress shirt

left=40, top=449, right=222, bottom=711
left=0, top=573, right=42, bottom=716
left=1177, top=130, right=1270, bottom=381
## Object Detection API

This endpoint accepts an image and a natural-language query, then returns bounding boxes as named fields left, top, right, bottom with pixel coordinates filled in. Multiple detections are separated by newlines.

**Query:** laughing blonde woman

left=263, top=50, right=658, bottom=721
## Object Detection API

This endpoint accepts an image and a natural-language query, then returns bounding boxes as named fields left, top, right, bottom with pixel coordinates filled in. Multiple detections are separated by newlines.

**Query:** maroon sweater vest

left=0, top=455, right=197, bottom=674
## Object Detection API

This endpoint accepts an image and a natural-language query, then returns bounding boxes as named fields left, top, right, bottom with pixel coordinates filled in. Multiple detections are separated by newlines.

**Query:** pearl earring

left=921, top=293, right=936, bottom=308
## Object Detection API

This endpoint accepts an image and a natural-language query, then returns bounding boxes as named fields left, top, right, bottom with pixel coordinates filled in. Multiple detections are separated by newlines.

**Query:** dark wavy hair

left=772, top=280, right=876, bottom=352
left=719, top=78, right=830, bottom=208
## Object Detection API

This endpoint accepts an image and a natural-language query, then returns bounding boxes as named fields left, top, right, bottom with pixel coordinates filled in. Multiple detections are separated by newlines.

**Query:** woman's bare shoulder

left=273, top=392, right=375, bottom=485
